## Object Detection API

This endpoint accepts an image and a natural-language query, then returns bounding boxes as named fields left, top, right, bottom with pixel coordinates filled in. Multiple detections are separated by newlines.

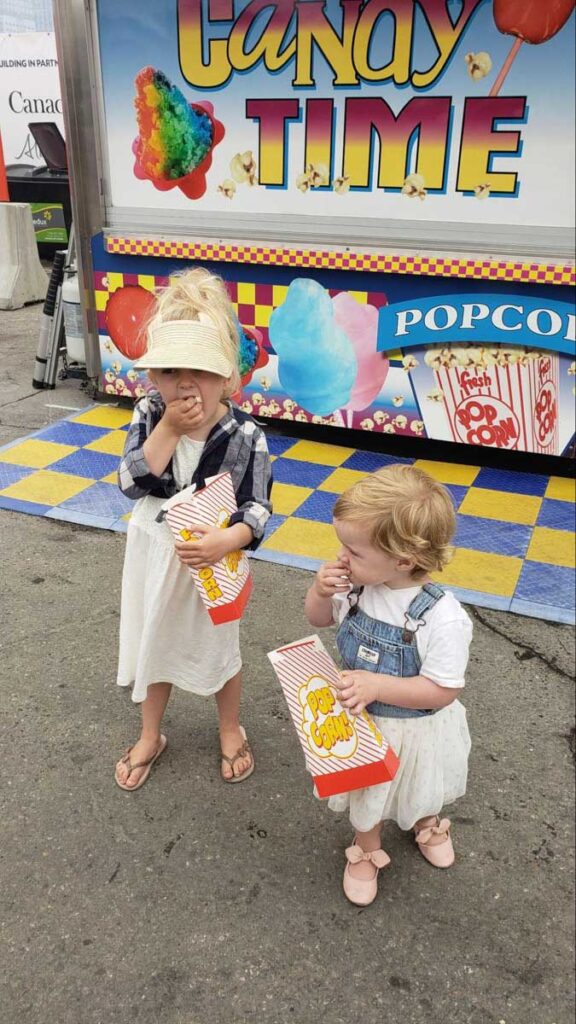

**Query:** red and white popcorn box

left=268, top=635, right=399, bottom=798
left=165, top=472, right=252, bottom=625
left=427, top=348, right=560, bottom=454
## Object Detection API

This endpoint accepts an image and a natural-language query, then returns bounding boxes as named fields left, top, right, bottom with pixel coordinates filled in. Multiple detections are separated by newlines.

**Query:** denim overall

left=336, top=582, right=446, bottom=719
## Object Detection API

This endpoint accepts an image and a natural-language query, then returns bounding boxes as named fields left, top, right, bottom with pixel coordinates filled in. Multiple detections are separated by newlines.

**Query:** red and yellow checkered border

left=104, top=235, right=575, bottom=286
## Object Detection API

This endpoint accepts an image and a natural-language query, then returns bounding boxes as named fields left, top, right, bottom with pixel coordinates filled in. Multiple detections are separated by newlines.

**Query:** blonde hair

left=333, top=464, right=455, bottom=579
left=146, top=267, right=240, bottom=397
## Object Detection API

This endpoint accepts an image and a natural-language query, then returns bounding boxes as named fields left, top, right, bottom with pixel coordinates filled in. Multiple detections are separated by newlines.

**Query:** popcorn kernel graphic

left=218, top=179, right=236, bottom=199
left=373, top=410, right=390, bottom=424
left=230, top=151, right=257, bottom=185
left=427, top=388, right=445, bottom=403
left=392, top=395, right=404, bottom=407
left=334, top=175, right=351, bottom=195
left=296, top=171, right=311, bottom=193
left=402, top=173, right=427, bottom=200
left=474, top=183, right=491, bottom=199
left=402, top=354, right=419, bottom=371
left=308, top=163, right=329, bottom=187
left=465, top=51, right=493, bottom=80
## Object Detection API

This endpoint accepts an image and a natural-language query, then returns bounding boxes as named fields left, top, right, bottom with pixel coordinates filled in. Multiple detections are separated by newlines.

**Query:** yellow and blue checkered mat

left=0, top=406, right=574, bottom=624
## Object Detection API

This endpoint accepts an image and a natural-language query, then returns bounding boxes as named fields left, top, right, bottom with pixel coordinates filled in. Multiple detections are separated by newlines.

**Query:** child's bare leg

left=215, top=670, right=252, bottom=779
left=348, top=823, right=383, bottom=880
left=115, top=682, right=172, bottom=788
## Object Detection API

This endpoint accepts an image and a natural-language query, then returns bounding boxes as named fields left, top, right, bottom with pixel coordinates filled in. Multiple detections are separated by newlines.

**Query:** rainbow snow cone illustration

left=133, top=67, right=224, bottom=199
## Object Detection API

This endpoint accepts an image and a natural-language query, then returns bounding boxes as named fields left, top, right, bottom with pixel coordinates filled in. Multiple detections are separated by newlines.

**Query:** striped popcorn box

left=430, top=350, right=560, bottom=454
left=268, top=634, right=399, bottom=798
left=165, top=472, right=252, bottom=625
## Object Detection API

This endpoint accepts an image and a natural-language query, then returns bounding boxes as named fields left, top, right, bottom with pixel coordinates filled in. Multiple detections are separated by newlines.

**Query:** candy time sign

left=96, top=0, right=575, bottom=222
left=174, top=0, right=573, bottom=197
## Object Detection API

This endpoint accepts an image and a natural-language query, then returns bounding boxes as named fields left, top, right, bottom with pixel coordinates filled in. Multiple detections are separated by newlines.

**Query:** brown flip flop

left=115, top=734, right=167, bottom=791
left=220, top=726, right=254, bottom=784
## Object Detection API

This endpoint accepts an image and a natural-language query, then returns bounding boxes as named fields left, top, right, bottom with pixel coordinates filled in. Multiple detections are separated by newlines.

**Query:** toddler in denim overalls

left=305, top=464, right=472, bottom=907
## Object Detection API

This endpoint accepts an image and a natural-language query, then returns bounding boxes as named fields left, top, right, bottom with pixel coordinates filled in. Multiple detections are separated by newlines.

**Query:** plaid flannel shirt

left=118, top=393, right=273, bottom=550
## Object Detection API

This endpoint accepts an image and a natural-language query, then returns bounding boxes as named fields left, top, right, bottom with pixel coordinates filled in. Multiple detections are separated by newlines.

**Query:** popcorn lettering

left=534, top=382, right=557, bottom=446
left=303, top=682, right=355, bottom=754
left=197, top=566, right=223, bottom=601
left=396, top=304, right=574, bottom=341
left=456, top=397, right=519, bottom=448
left=310, top=711, right=355, bottom=751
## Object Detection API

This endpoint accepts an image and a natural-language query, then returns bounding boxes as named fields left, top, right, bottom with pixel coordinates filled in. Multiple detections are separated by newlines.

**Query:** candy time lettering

left=178, top=0, right=483, bottom=89
left=306, top=686, right=354, bottom=752
left=177, top=0, right=526, bottom=193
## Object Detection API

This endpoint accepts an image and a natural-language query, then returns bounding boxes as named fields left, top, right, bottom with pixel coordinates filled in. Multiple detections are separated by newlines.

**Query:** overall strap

left=406, top=582, right=445, bottom=624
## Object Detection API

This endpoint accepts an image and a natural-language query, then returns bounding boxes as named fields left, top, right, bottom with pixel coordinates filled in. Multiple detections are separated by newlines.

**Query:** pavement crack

left=0, top=391, right=44, bottom=409
left=470, top=606, right=573, bottom=681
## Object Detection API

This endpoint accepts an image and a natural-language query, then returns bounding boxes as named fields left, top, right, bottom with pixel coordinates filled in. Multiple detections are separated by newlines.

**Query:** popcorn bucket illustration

left=424, top=346, right=560, bottom=454
left=165, top=473, right=252, bottom=624
left=268, top=635, right=399, bottom=798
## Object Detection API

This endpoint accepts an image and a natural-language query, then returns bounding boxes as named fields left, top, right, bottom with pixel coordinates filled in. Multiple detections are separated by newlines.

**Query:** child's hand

left=314, top=560, right=351, bottom=599
left=162, top=396, right=203, bottom=436
left=174, top=524, right=234, bottom=569
left=335, top=670, right=381, bottom=716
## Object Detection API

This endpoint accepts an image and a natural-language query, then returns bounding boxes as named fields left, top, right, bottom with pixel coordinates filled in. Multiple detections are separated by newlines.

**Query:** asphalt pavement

left=0, top=302, right=574, bottom=1024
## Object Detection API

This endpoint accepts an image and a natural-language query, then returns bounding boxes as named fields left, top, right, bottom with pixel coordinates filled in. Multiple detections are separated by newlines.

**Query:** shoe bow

left=345, top=844, right=390, bottom=869
left=416, top=817, right=451, bottom=845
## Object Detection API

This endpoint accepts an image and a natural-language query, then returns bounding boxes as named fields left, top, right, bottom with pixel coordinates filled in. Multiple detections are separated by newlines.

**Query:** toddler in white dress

left=305, top=464, right=472, bottom=906
left=114, top=268, right=272, bottom=790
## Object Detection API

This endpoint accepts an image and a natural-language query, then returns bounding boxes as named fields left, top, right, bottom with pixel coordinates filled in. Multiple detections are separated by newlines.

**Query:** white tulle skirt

left=327, top=700, right=471, bottom=832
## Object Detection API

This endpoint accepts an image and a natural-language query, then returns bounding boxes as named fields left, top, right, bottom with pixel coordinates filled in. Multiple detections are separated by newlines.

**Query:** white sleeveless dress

left=116, top=435, right=242, bottom=703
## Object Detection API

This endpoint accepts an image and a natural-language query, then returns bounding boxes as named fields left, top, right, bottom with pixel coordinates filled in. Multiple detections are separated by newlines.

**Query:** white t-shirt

left=332, top=584, right=472, bottom=688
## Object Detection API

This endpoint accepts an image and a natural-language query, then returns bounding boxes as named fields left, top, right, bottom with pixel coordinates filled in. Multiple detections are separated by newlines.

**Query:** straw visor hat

left=133, top=316, right=233, bottom=377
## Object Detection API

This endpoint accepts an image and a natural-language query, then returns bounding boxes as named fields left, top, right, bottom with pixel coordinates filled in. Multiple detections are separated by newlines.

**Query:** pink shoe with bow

left=343, top=841, right=391, bottom=906
left=414, top=816, right=455, bottom=868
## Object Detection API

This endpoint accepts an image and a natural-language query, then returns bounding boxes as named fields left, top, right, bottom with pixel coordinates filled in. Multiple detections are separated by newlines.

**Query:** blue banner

left=377, top=293, right=575, bottom=356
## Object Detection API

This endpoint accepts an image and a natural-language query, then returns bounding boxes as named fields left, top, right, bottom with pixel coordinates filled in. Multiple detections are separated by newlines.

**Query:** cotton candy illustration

left=268, top=279, right=357, bottom=416
left=332, top=293, right=389, bottom=413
